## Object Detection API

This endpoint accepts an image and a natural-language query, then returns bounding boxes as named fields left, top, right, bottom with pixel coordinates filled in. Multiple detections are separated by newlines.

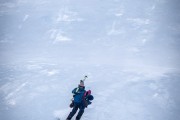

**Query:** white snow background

left=0, top=0, right=180, bottom=120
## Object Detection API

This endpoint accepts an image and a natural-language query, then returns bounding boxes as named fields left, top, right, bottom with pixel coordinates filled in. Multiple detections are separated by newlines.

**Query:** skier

left=66, top=80, right=94, bottom=120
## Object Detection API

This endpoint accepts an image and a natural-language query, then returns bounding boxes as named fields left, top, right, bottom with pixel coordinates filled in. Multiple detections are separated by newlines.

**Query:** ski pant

left=67, top=102, right=85, bottom=120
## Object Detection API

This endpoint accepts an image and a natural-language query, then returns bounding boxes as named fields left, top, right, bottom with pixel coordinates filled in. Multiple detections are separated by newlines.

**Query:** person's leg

left=75, top=106, right=85, bottom=120
left=67, top=104, right=78, bottom=120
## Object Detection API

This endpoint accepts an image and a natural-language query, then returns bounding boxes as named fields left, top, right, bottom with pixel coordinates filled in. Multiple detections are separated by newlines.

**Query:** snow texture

left=0, top=0, right=180, bottom=120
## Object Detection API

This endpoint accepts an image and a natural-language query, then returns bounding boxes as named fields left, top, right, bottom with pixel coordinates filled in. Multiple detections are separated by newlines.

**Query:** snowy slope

left=0, top=0, right=180, bottom=120
left=0, top=62, right=180, bottom=120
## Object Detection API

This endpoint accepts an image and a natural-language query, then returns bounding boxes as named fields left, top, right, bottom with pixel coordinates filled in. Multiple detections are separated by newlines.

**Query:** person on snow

left=66, top=80, right=94, bottom=120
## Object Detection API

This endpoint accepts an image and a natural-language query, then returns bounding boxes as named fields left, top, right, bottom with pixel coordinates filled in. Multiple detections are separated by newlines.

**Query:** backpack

left=83, top=90, right=94, bottom=107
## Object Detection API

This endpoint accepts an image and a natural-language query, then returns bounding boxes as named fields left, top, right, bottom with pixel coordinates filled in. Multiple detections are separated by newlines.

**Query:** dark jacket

left=72, top=87, right=86, bottom=104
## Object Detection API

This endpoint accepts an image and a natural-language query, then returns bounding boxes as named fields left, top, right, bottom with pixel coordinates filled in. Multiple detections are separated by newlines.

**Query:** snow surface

left=0, top=0, right=180, bottom=120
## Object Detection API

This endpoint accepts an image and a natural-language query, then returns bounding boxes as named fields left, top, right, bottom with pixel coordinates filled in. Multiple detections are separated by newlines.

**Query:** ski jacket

left=72, top=87, right=86, bottom=103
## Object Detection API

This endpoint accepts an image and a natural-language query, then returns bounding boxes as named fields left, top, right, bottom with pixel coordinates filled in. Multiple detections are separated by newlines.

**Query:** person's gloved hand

left=69, top=102, right=74, bottom=108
